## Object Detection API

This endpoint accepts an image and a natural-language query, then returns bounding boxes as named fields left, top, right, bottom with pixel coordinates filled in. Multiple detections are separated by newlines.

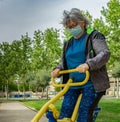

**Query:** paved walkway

left=0, top=101, right=48, bottom=122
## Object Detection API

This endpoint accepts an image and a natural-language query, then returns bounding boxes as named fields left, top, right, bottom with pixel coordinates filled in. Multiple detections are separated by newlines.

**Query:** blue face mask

left=69, top=25, right=82, bottom=37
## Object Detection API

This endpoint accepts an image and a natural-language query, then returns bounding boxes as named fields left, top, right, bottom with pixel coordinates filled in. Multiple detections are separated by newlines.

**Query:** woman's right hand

left=51, top=68, right=60, bottom=78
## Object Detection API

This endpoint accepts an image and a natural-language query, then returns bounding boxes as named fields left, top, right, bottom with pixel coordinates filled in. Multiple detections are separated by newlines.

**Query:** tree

left=36, top=69, right=50, bottom=98
left=27, top=69, right=50, bottom=98
left=43, top=28, right=62, bottom=69
left=31, top=28, right=62, bottom=71
left=0, top=42, right=15, bottom=99
left=0, top=33, right=33, bottom=98
left=112, top=62, right=120, bottom=77
left=17, top=33, right=32, bottom=98
left=93, top=0, right=120, bottom=69
left=31, top=30, right=45, bottom=70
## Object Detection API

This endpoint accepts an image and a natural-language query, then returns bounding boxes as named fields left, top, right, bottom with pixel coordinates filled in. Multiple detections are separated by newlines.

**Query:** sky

left=0, top=0, right=110, bottom=43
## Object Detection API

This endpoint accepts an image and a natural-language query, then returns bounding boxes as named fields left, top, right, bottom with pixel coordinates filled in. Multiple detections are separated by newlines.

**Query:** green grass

left=20, top=99, right=62, bottom=111
left=20, top=98, right=120, bottom=122
left=96, top=98, right=120, bottom=122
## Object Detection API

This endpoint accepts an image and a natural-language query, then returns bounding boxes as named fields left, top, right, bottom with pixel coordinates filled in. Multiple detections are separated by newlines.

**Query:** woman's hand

left=51, top=68, right=60, bottom=78
left=76, top=63, right=89, bottom=73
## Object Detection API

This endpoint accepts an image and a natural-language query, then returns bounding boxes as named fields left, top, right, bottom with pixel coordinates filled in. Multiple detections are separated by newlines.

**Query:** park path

left=0, top=101, right=48, bottom=122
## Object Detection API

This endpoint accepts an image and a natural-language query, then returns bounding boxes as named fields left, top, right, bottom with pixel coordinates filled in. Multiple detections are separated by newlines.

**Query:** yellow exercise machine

left=31, top=68, right=91, bottom=122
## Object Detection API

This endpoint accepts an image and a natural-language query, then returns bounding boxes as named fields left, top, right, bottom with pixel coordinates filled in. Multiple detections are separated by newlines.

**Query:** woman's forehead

left=66, top=19, right=77, bottom=25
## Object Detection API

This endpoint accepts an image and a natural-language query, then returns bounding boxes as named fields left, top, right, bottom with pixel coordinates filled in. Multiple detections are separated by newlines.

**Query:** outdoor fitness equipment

left=31, top=69, right=101, bottom=122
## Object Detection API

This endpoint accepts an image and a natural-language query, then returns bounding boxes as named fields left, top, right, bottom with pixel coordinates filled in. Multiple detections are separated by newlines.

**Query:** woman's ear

left=78, top=21, right=85, bottom=27
left=81, top=21, right=85, bottom=27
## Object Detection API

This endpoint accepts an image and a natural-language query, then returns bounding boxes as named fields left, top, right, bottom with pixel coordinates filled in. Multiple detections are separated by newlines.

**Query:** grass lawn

left=96, top=98, right=120, bottom=122
left=20, top=98, right=120, bottom=122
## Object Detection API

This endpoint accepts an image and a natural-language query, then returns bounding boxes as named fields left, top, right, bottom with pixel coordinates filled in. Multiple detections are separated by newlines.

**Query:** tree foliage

left=112, top=62, right=120, bottom=77
left=93, top=0, right=120, bottom=69
left=0, top=28, right=62, bottom=92
left=31, top=28, right=62, bottom=70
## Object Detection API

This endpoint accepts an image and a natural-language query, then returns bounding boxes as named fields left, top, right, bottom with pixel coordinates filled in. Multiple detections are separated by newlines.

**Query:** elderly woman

left=51, top=8, right=110, bottom=122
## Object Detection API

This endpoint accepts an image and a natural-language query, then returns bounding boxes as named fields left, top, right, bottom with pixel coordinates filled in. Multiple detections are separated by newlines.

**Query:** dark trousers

left=59, top=86, right=105, bottom=122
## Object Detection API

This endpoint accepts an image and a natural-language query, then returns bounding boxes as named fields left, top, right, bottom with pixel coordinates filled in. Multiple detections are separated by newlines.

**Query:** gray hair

left=62, top=8, right=90, bottom=28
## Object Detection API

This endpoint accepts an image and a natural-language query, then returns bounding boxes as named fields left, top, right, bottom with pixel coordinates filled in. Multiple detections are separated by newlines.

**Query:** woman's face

left=66, top=19, right=85, bottom=39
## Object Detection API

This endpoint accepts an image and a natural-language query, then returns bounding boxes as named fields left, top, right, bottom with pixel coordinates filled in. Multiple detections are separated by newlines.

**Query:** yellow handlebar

left=59, top=68, right=78, bottom=75
left=52, top=69, right=89, bottom=87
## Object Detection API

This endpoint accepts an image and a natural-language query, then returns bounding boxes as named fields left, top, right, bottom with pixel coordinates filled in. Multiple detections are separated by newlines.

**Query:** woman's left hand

left=76, top=63, right=89, bottom=73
